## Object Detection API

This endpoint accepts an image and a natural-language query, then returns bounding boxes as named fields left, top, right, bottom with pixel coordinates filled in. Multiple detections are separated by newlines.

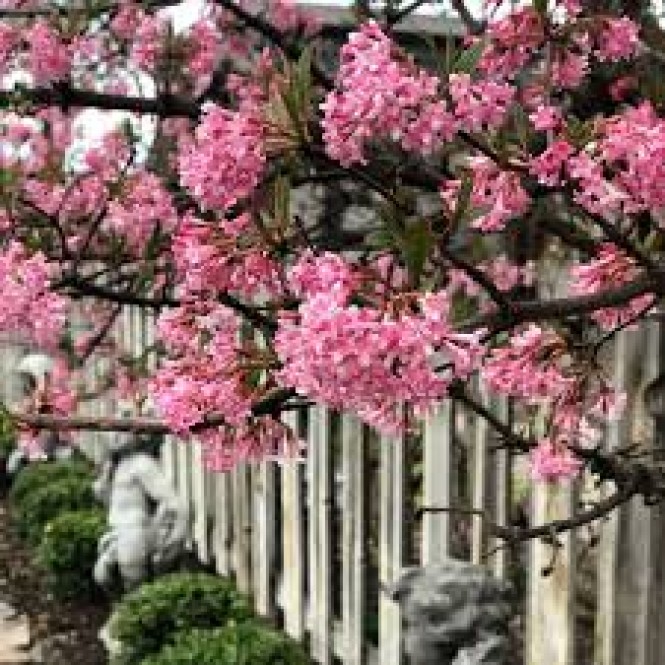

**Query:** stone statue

left=387, top=559, right=514, bottom=665
left=93, top=432, right=187, bottom=592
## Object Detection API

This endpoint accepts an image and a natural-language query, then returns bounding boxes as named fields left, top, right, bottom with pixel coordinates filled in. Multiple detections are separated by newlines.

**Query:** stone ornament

left=93, top=433, right=187, bottom=592
left=388, top=559, right=513, bottom=665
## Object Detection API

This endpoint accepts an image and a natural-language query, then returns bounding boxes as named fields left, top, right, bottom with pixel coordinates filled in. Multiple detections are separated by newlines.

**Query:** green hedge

left=9, top=458, right=93, bottom=507
left=141, top=624, right=310, bottom=665
left=13, top=475, right=95, bottom=545
left=110, top=572, right=253, bottom=665
left=37, top=508, right=107, bottom=599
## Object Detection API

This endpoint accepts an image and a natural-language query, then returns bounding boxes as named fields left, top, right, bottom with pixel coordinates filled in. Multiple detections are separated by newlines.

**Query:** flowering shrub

left=0, top=0, right=663, bottom=539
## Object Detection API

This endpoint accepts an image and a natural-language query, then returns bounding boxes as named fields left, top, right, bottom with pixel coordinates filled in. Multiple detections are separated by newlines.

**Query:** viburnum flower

left=529, top=437, right=581, bottom=482
left=569, top=243, right=654, bottom=329
left=275, top=290, right=485, bottom=434
left=321, top=21, right=455, bottom=165
left=179, top=101, right=266, bottom=211
left=482, top=325, right=569, bottom=401
left=529, top=140, right=575, bottom=187
left=0, top=22, right=17, bottom=73
left=172, top=213, right=282, bottom=299
left=25, top=20, right=71, bottom=85
left=594, top=17, right=640, bottom=62
left=0, top=241, right=67, bottom=348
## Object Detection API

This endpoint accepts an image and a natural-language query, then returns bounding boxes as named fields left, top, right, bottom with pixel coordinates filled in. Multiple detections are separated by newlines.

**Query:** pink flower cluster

left=287, top=251, right=360, bottom=303
left=275, top=288, right=485, bottom=434
left=569, top=243, right=654, bottom=329
left=483, top=325, right=569, bottom=401
left=25, top=20, right=71, bottom=85
left=106, top=172, right=177, bottom=249
left=151, top=303, right=251, bottom=433
left=440, top=157, right=530, bottom=232
left=199, top=417, right=298, bottom=472
left=321, top=21, right=455, bottom=165
left=529, top=437, right=581, bottom=482
left=172, top=214, right=282, bottom=298
left=187, top=20, right=221, bottom=80
left=0, top=241, right=67, bottom=347
left=448, top=74, right=515, bottom=133
left=179, top=101, right=265, bottom=211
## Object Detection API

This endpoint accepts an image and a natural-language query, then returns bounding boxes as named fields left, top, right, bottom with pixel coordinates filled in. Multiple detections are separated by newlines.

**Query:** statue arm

left=93, top=460, right=113, bottom=505
left=133, top=455, right=188, bottom=548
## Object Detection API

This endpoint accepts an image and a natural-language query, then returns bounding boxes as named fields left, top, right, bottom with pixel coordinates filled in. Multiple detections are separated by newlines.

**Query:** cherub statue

left=388, top=559, right=514, bottom=665
left=93, top=431, right=188, bottom=592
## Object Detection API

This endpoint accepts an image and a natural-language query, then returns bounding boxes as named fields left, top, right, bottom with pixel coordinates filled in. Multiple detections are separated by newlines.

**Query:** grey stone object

left=388, top=559, right=513, bottom=665
left=93, top=433, right=187, bottom=592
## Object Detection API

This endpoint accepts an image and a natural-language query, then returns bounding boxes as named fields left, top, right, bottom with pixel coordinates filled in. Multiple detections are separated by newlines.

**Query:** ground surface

left=0, top=497, right=108, bottom=665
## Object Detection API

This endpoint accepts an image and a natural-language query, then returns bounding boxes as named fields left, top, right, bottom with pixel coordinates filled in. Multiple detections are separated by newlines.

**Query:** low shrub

left=110, top=572, right=253, bottom=665
left=140, top=624, right=310, bottom=665
left=37, top=508, right=107, bottom=599
left=13, top=475, right=95, bottom=545
left=9, top=458, right=93, bottom=508
left=0, top=408, right=16, bottom=461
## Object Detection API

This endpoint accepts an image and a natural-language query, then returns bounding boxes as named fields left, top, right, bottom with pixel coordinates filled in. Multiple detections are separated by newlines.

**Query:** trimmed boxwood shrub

left=9, top=458, right=93, bottom=508
left=140, top=624, right=310, bottom=665
left=13, top=475, right=95, bottom=545
left=37, top=508, right=107, bottom=599
left=110, top=572, right=253, bottom=665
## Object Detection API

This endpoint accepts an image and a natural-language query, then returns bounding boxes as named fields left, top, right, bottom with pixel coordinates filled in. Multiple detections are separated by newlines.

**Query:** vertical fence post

left=232, top=464, right=252, bottom=594
left=281, top=411, right=306, bottom=640
left=213, top=470, right=232, bottom=576
left=191, top=441, right=209, bottom=562
left=341, top=414, right=365, bottom=665
left=307, top=406, right=332, bottom=664
left=527, top=405, right=575, bottom=665
left=595, top=320, right=665, bottom=665
left=379, top=432, right=404, bottom=665
left=422, top=401, right=453, bottom=564
left=252, top=461, right=276, bottom=617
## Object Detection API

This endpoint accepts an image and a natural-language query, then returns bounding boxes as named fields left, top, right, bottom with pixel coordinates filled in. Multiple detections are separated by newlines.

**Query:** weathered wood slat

left=191, top=441, right=209, bottom=562
left=341, top=414, right=365, bottom=665
left=527, top=470, right=575, bottom=665
left=232, top=464, right=252, bottom=594
left=379, top=432, right=404, bottom=665
left=307, top=406, right=332, bottom=664
left=280, top=411, right=306, bottom=639
left=252, top=461, right=276, bottom=617
left=213, top=470, right=232, bottom=576
left=422, top=401, right=453, bottom=564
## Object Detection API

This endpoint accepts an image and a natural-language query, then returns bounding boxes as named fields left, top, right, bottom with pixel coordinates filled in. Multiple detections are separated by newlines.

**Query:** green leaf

left=399, top=220, right=431, bottom=282
left=451, top=39, right=485, bottom=75
left=451, top=173, right=473, bottom=227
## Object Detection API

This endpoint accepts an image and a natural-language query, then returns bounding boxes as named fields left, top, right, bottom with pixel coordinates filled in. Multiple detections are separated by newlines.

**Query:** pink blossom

left=0, top=22, right=17, bottom=73
left=179, top=101, right=265, bottom=211
left=275, top=290, right=485, bottom=434
left=321, top=21, right=455, bottom=165
left=449, top=74, right=514, bottom=132
left=569, top=243, right=654, bottom=329
left=187, top=20, right=221, bottom=80
left=0, top=241, right=67, bottom=348
left=529, top=140, right=575, bottom=187
left=529, top=104, right=563, bottom=131
left=529, top=438, right=581, bottom=482
left=595, top=17, right=640, bottom=62
left=25, top=20, right=71, bottom=84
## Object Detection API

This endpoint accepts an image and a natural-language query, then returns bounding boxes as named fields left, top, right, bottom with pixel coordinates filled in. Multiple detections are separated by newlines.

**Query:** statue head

left=388, top=560, right=513, bottom=665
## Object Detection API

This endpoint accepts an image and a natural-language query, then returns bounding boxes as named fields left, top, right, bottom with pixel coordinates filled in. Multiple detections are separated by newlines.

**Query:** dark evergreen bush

left=110, top=572, right=253, bottom=665
left=37, top=508, right=106, bottom=599
left=140, top=623, right=310, bottom=665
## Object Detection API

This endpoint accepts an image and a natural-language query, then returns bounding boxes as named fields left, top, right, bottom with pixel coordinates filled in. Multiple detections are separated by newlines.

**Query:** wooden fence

left=4, top=306, right=665, bottom=665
